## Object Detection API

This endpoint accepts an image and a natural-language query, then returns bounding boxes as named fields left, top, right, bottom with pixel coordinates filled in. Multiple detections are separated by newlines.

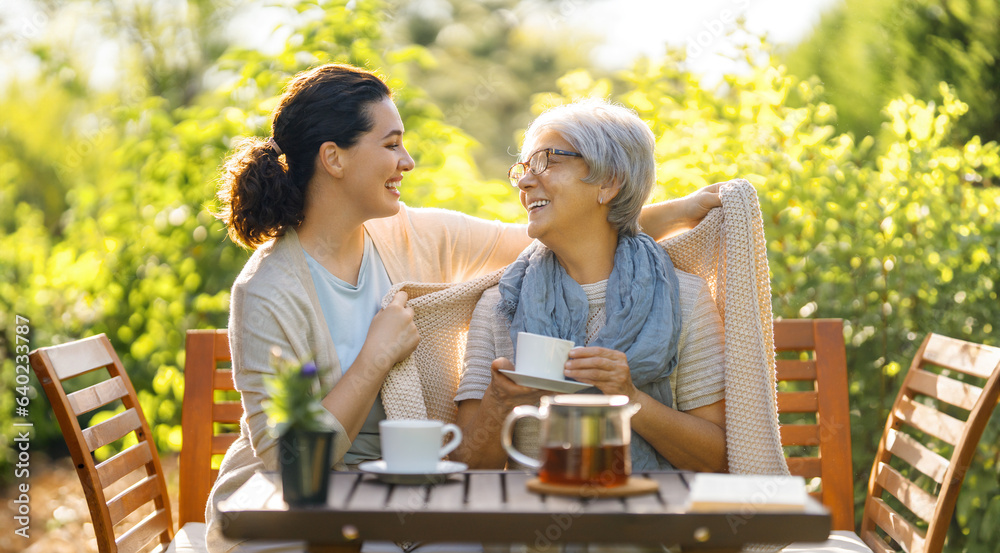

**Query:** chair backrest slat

left=920, top=333, right=1000, bottom=379
left=82, top=408, right=143, bottom=452
left=774, top=318, right=856, bottom=532
left=97, top=443, right=154, bottom=489
left=873, top=462, right=938, bottom=523
left=780, top=423, right=820, bottom=445
left=212, top=434, right=238, bottom=455
left=107, top=474, right=161, bottom=525
left=67, top=376, right=129, bottom=416
left=894, top=395, right=966, bottom=446
left=861, top=529, right=897, bottom=553
left=861, top=332, right=1000, bottom=553
left=786, top=456, right=822, bottom=478
left=906, top=368, right=981, bottom=410
left=883, top=428, right=949, bottom=484
left=776, top=391, right=819, bottom=413
left=773, top=319, right=818, bottom=349
left=867, top=497, right=925, bottom=553
left=45, top=335, right=115, bottom=379
left=214, top=369, right=236, bottom=390
left=179, top=329, right=237, bottom=526
left=775, top=360, right=817, bottom=380
left=29, top=334, right=175, bottom=553
left=213, top=401, right=243, bottom=423
left=115, top=509, right=172, bottom=553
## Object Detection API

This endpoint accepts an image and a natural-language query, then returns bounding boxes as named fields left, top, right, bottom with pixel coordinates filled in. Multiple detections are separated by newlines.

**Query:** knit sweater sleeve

left=455, top=286, right=502, bottom=402
left=673, top=272, right=726, bottom=412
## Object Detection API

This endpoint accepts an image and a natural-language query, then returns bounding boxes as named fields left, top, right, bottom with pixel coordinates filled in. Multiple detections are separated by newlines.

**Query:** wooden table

left=218, top=471, right=831, bottom=552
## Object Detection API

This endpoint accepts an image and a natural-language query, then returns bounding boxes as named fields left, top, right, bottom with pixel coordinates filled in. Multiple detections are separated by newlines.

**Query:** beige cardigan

left=205, top=205, right=529, bottom=553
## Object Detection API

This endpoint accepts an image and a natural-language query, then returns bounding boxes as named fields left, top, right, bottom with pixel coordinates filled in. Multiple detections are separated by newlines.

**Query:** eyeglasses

left=508, top=148, right=583, bottom=187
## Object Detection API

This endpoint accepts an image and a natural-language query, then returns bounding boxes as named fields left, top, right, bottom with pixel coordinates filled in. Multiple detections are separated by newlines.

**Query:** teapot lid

left=547, top=394, right=630, bottom=408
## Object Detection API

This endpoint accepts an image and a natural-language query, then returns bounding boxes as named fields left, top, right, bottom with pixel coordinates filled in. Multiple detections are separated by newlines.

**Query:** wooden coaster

left=526, top=476, right=659, bottom=498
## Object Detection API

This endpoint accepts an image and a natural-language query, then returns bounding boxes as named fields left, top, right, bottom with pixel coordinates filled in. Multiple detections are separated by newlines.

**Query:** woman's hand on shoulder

left=564, top=347, right=638, bottom=399
left=362, top=290, right=420, bottom=370
left=639, top=181, right=723, bottom=240
left=677, top=182, right=722, bottom=224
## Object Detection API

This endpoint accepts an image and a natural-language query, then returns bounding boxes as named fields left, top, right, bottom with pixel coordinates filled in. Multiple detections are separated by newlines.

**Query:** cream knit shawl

left=379, top=179, right=788, bottom=476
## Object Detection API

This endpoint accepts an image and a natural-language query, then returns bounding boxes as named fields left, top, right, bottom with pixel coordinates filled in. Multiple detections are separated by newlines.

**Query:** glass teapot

left=501, top=394, right=640, bottom=487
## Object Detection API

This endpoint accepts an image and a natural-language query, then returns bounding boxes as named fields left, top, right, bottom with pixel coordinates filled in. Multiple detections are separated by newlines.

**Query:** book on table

left=686, top=474, right=808, bottom=513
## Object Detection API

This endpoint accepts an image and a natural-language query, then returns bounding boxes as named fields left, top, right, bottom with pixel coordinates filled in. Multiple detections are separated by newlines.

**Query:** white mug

left=379, top=419, right=462, bottom=473
left=515, top=331, right=575, bottom=380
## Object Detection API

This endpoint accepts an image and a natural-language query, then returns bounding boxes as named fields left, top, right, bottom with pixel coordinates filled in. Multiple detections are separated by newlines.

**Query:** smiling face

left=336, top=97, right=415, bottom=220
left=517, top=129, right=612, bottom=251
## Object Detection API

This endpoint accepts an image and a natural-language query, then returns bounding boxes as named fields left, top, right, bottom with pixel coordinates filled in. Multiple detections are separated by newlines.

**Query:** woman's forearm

left=320, top=348, right=390, bottom=441
left=638, top=182, right=723, bottom=241
left=639, top=199, right=695, bottom=241
left=453, top=397, right=511, bottom=469
left=630, top=392, right=728, bottom=472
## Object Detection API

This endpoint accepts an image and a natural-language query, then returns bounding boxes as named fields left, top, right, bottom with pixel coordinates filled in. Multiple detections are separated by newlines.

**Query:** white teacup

left=379, top=419, right=462, bottom=473
left=515, top=331, right=575, bottom=381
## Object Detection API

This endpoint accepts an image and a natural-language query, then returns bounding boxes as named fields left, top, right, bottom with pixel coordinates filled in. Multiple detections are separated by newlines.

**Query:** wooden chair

left=178, top=329, right=239, bottom=526
left=774, top=318, right=856, bottom=531
left=29, top=334, right=205, bottom=553
left=860, top=333, right=1000, bottom=553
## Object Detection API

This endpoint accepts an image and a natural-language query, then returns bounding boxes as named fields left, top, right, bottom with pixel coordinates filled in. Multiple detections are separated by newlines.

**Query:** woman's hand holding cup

left=564, top=346, right=638, bottom=400
left=487, top=359, right=551, bottom=412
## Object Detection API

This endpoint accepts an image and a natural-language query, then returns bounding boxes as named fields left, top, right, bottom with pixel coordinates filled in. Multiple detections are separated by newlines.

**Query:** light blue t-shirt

left=304, top=232, right=391, bottom=465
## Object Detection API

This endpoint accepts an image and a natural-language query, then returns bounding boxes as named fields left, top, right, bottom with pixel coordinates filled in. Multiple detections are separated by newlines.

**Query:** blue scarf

left=496, top=233, right=682, bottom=470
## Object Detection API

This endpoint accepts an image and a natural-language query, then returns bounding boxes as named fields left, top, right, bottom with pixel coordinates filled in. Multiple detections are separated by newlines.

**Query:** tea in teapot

left=502, top=394, right=640, bottom=487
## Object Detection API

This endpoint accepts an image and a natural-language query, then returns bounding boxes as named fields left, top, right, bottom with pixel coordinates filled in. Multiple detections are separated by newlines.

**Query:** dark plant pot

left=278, top=428, right=336, bottom=506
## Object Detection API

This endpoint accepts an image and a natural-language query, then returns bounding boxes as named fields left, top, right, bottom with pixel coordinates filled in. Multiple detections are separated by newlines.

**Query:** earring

left=598, top=196, right=604, bottom=205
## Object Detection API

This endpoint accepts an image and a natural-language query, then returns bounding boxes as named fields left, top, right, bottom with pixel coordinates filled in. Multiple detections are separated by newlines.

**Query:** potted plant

left=263, top=346, right=337, bottom=506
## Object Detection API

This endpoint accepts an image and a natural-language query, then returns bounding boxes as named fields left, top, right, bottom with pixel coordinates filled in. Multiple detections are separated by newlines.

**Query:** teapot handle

left=501, top=405, right=543, bottom=469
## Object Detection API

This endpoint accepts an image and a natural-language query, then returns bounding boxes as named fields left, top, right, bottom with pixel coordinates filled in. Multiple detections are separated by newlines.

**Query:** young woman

left=453, top=100, right=728, bottom=474
left=206, top=64, right=721, bottom=553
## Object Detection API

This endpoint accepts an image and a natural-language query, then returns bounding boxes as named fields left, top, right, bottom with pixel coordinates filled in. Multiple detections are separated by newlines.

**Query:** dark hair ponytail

left=216, top=64, right=392, bottom=249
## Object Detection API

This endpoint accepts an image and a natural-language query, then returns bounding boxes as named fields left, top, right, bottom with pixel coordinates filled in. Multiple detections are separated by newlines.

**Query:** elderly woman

left=452, top=100, right=728, bottom=473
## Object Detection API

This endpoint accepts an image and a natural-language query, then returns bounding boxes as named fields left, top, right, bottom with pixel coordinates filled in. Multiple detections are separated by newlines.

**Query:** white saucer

left=358, top=460, right=467, bottom=485
left=498, top=369, right=593, bottom=393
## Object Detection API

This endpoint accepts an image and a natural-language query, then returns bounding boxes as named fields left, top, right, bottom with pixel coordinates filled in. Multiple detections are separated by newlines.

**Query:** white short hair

left=521, top=99, right=655, bottom=236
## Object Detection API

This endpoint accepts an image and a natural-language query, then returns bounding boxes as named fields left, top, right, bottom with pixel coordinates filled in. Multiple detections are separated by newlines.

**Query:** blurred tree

left=383, top=0, right=601, bottom=179
left=30, top=0, right=243, bottom=105
left=785, top=0, right=1000, bottom=147
left=1, top=0, right=247, bottom=231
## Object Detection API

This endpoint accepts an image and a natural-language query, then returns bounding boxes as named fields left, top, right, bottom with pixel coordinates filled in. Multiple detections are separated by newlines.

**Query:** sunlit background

left=1, top=1, right=999, bottom=552
left=2, top=0, right=842, bottom=86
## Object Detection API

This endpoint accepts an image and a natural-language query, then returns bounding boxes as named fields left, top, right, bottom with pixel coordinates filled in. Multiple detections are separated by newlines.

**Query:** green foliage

left=786, top=0, right=1000, bottom=147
